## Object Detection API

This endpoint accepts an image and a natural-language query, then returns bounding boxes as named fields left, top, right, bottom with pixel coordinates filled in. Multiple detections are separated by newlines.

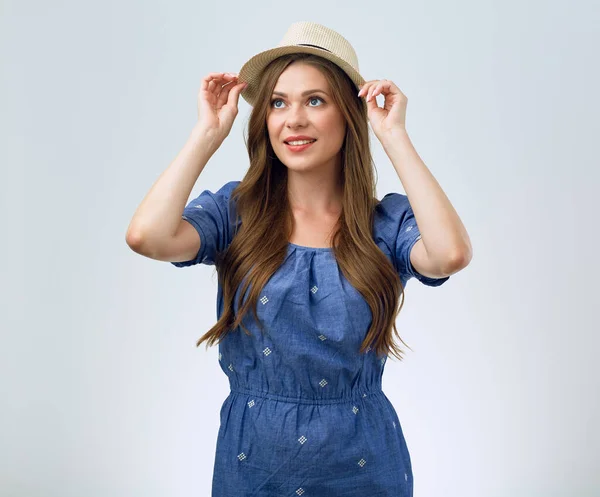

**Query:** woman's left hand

left=358, top=79, right=408, bottom=139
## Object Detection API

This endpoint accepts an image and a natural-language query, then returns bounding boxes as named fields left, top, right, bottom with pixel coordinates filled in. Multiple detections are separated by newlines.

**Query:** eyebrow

left=272, top=89, right=329, bottom=97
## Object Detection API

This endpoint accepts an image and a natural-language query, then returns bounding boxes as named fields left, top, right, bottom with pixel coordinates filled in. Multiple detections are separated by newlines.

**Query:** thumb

left=227, top=82, right=248, bottom=110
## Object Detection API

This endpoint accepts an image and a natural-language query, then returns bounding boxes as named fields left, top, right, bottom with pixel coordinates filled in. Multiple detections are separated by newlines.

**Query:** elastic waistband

left=229, top=386, right=384, bottom=405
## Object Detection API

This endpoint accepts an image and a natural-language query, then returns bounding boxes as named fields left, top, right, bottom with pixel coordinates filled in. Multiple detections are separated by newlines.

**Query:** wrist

left=379, top=127, right=410, bottom=150
left=381, top=126, right=409, bottom=140
left=190, top=124, right=223, bottom=151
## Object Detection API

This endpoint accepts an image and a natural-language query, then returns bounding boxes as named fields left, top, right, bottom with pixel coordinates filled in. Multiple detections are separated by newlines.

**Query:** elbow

left=444, top=246, right=473, bottom=274
left=446, top=247, right=473, bottom=273
left=126, top=229, right=146, bottom=252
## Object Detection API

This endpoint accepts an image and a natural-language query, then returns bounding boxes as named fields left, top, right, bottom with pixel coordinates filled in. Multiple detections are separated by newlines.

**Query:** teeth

left=287, top=139, right=316, bottom=145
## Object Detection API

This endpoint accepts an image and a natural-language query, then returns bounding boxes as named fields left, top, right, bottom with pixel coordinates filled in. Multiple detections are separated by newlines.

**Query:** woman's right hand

left=196, top=72, right=248, bottom=144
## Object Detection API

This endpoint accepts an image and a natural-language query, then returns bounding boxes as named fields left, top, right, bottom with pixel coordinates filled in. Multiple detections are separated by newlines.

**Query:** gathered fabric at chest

left=218, top=244, right=390, bottom=401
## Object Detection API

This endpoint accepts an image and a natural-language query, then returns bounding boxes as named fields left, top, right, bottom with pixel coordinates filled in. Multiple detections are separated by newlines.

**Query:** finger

left=216, top=81, right=233, bottom=108
left=358, top=84, right=371, bottom=99
left=358, top=81, right=374, bottom=96
left=216, top=77, right=239, bottom=107
left=367, top=83, right=379, bottom=102
left=366, top=82, right=383, bottom=102
left=226, top=81, right=247, bottom=109
left=379, top=80, right=403, bottom=97
left=201, top=72, right=238, bottom=83
left=201, top=73, right=224, bottom=91
left=358, top=80, right=380, bottom=98
left=206, top=77, right=234, bottom=103
left=370, top=81, right=397, bottom=101
left=366, top=92, right=379, bottom=111
left=218, top=76, right=237, bottom=93
left=201, top=72, right=238, bottom=92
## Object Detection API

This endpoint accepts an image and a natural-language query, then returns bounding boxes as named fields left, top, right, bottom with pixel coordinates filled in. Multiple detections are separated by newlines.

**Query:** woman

left=127, top=21, right=472, bottom=497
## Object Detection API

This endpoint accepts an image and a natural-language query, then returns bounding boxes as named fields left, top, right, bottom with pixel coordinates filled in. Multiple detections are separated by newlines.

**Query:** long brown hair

left=199, top=53, right=411, bottom=361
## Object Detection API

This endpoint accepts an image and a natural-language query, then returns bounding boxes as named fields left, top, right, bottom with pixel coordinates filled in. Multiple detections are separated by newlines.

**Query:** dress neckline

left=288, top=242, right=333, bottom=252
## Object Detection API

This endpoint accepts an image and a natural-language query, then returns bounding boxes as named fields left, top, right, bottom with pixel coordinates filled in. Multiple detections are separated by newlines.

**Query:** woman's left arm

left=382, top=128, right=472, bottom=277
left=359, top=79, right=473, bottom=277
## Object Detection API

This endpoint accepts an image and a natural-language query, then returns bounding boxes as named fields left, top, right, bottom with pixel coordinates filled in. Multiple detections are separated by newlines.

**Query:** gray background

left=2, top=0, right=598, bottom=496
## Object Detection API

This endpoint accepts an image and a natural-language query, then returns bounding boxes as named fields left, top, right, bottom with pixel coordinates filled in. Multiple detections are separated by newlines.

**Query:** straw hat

left=238, top=21, right=367, bottom=111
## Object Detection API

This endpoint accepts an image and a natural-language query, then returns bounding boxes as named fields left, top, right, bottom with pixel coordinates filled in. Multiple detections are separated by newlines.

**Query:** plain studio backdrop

left=2, top=0, right=598, bottom=496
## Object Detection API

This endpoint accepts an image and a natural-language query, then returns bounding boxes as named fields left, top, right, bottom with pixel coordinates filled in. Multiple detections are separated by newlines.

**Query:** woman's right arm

left=125, top=125, right=222, bottom=261
left=125, top=72, right=247, bottom=262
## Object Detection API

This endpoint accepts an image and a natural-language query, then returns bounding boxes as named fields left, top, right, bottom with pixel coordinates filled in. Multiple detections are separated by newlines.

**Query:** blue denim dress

left=171, top=180, right=450, bottom=496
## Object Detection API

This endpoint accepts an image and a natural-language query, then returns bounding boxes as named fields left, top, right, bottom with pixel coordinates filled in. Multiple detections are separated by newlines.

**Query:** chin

left=284, top=161, right=317, bottom=170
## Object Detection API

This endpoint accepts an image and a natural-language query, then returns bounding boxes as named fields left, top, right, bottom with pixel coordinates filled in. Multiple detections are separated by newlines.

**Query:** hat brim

left=238, top=45, right=367, bottom=111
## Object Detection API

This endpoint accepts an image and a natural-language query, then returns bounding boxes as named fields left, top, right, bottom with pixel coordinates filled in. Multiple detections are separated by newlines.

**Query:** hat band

left=296, top=43, right=332, bottom=53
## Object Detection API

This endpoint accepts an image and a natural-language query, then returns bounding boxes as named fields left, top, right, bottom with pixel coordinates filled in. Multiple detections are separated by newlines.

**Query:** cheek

left=266, top=125, right=277, bottom=145
left=323, top=113, right=345, bottom=133
left=267, top=120, right=282, bottom=141
left=325, top=120, right=346, bottom=145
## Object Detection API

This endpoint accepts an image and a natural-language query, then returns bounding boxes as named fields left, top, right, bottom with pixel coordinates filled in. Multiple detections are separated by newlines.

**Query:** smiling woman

left=128, top=20, right=468, bottom=497
left=171, top=28, right=448, bottom=494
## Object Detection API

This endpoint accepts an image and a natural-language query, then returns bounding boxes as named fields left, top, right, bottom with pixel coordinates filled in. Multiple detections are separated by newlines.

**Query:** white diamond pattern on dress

left=198, top=184, right=424, bottom=491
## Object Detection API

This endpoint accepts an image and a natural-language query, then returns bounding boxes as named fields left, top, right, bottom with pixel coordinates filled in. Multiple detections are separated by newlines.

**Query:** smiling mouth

left=284, top=138, right=317, bottom=144
left=283, top=140, right=317, bottom=153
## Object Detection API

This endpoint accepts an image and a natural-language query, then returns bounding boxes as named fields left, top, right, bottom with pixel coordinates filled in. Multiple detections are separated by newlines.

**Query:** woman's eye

left=271, top=97, right=324, bottom=108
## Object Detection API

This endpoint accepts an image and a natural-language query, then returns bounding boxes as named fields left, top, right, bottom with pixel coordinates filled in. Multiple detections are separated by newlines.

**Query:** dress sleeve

left=376, top=192, right=450, bottom=287
left=170, top=180, right=241, bottom=268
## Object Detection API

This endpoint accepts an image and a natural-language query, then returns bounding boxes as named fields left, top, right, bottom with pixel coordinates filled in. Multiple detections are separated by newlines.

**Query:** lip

left=284, top=140, right=316, bottom=153
left=284, top=136, right=317, bottom=143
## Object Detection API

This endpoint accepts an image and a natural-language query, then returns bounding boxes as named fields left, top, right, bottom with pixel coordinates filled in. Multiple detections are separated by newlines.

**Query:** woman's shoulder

left=373, top=191, right=411, bottom=229
left=217, top=179, right=242, bottom=196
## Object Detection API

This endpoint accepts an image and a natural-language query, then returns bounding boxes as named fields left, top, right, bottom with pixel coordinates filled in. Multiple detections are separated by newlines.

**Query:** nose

left=285, top=103, right=309, bottom=129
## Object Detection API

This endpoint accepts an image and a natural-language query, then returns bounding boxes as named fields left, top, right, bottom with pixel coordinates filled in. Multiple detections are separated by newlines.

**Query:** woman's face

left=266, top=62, right=346, bottom=172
